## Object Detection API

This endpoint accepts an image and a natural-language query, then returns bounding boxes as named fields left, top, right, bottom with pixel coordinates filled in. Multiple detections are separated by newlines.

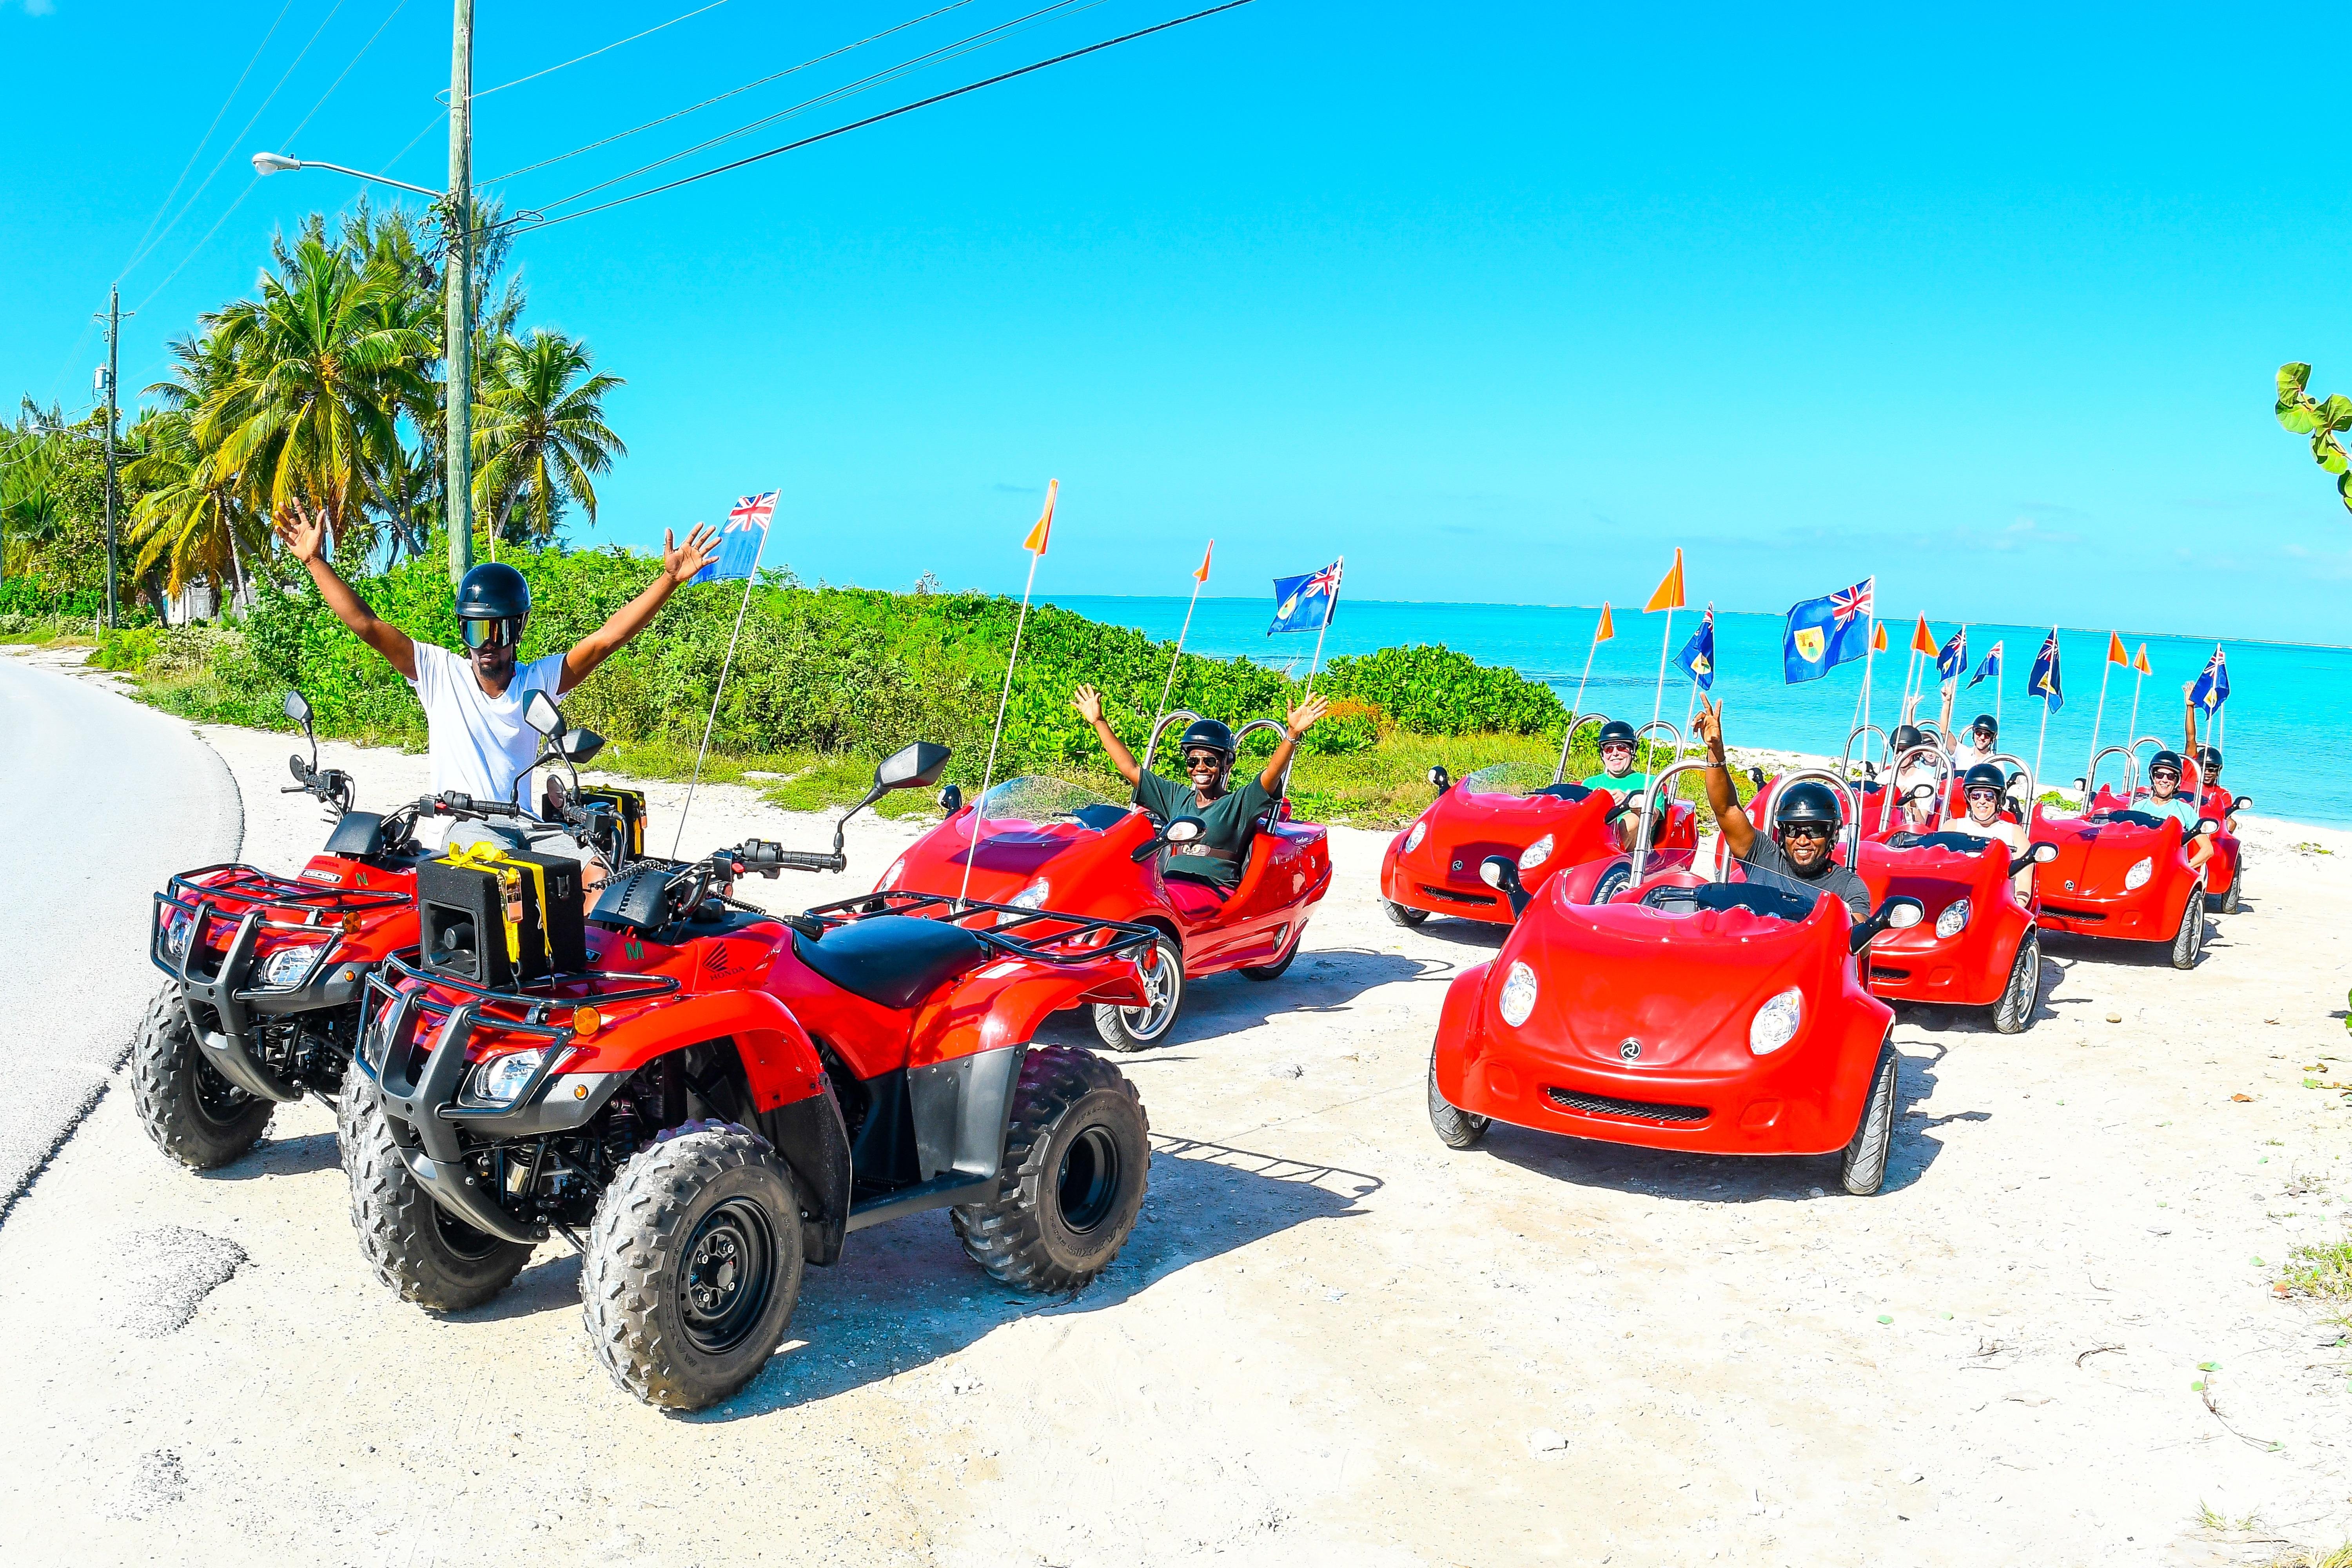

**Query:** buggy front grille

left=1544, top=1086, right=1710, bottom=1125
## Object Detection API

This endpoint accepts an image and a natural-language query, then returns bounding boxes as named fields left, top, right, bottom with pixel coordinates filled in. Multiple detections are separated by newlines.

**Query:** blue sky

left=6, top=2, right=2349, bottom=642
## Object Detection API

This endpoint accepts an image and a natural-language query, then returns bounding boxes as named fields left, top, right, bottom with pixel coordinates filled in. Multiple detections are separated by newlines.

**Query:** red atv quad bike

left=341, top=741, right=1163, bottom=1410
left=2092, top=737, right=2252, bottom=916
left=1378, top=715, right=1699, bottom=927
left=1427, top=764, right=1927, bottom=1196
left=878, top=711, right=1333, bottom=1053
left=138, top=688, right=630, bottom=1169
left=2034, top=747, right=2220, bottom=970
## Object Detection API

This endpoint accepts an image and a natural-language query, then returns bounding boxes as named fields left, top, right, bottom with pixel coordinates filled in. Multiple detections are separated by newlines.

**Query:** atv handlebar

left=728, top=840, right=846, bottom=877
left=433, top=791, right=526, bottom=819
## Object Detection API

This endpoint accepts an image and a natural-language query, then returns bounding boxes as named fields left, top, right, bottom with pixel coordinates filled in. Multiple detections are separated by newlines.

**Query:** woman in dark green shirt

left=1073, top=684, right=1328, bottom=888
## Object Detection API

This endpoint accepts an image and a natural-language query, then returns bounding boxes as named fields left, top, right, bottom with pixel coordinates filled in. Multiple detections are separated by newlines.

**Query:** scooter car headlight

left=1404, top=821, right=1428, bottom=853
left=256, top=942, right=327, bottom=989
left=1498, top=961, right=1539, bottom=1027
left=1519, top=834, right=1554, bottom=872
left=1009, top=878, right=1051, bottom=911
left=2123, top=856, right=2154, bottom=891
left=1748, top=987, right=1804, bottom=1056
left=1935, top=898, right=1971, bottom=938
left=468, top=1047, right=549, bottom=1109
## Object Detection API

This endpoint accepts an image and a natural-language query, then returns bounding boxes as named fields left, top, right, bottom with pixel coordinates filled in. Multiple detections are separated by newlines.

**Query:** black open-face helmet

left=456, top=562, right=531, bottom=652
left=2196, top=744, right=2222, bottom=775
left=1596, top=719, right=1637, bottom=751
left=1773, top=779, right=1844, bottom=847
left=1962, top=762, right=2007, bottom=797
left=1970, top=713, right=1999, bottom=742
left=2147, top=748, right=2185, bottom=782
left=1176, top=718, right=1236, bottom=766
left=1890, top=724, right=1925, bottom=754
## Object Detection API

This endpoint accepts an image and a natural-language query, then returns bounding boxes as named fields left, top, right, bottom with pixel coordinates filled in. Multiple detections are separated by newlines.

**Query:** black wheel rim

left=679, top=1197, right=776, bottom=1354
left=1054, top=1125, right=1123, bottom=1236
left=190, top=1055, right=253, bottom=1129
left=433, top=1204, right=507, bottom=1262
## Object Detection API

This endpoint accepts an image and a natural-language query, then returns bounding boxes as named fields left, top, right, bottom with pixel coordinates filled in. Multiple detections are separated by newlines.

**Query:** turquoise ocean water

left=1045, top=596, right=2347, bottom=829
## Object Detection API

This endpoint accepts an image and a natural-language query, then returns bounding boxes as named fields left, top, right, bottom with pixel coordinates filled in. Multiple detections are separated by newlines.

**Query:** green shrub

left=1318, top=643, right=1564, bottom=737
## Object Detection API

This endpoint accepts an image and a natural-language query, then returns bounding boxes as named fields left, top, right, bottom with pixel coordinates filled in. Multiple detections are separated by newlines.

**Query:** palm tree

left=198, top=227, right=436, bottom=559
left=122, top=333, right=269, bottom=604
left=472, top=327, right=626, bottom=544
left=0, top=443, right=64, bottom=580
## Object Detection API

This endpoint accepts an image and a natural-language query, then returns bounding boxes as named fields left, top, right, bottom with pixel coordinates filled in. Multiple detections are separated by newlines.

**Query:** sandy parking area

left=3, top=704, right=2348, bottom=1566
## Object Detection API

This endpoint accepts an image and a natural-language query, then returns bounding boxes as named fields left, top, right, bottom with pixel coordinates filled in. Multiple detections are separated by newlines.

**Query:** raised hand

left=1695, top=697, right=1726, bottom=752
left=273, top=500, right=327, bottom=565
left=1286, top=693, right=1330, bottom=738
left=662, top=523, right=721, bottom=586
left=1073, top=684, right=1105, bottom=725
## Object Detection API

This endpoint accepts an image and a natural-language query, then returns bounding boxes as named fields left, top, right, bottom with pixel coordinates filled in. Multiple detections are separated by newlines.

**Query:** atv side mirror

left=1479, top=854, right=1531, bottom=918
left=938, top=783, right=964, bottom=814
left=1428, top=765, right=1451, bottom=792
left=523, top=688, right=564, bottom=737
left=282, top=689, right=313, bottom=729
left=558, top=727, right=605, bottom=765
left=875, top=741, right=951, bottom=791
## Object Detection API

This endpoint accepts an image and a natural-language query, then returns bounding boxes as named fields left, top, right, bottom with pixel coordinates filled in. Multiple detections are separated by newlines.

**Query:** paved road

left=0, top=656, right=241, bottom=1218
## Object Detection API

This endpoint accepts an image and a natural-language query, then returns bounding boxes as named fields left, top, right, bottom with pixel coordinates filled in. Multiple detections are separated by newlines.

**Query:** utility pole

left=101, top=285, right=123, bottom=628
left=443, top=0, right=475, bottom=588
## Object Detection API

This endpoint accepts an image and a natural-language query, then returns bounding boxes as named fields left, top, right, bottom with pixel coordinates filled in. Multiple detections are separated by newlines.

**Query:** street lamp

left=250, top=148, right=471, bottom=585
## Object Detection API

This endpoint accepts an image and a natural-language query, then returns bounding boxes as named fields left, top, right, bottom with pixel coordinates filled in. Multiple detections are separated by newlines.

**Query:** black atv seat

left=792, top=915, right=990, bottom=1011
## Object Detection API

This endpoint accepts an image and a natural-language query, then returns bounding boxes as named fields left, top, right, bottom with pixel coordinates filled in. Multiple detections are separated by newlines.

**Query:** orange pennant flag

left=1872, top=621, right=1888, bottom=652
left=1643, top=548, right=1686, bottom=613
left=2132, top=642, right=2151, bottom=675
left=1593, top=602, right=1615, bottom=643
left=1909, top=614, right=1937, bottom=656
left=1192, top=539, right=1212, bottom=584
left=1022, top=479, right=1058, bottom=555
left=2106, top=630, right=2129, bottom=666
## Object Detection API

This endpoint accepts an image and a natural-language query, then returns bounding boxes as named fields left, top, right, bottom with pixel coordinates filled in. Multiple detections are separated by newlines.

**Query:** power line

left=478, top=0, right=976, bottom=185
left=468, top=0, right=729, bottom=102
left=522, top=0, right=1095, bottom=217
left=281, top=0, right=412, bottom=148
left=523, top=0, right=1259, bottom=234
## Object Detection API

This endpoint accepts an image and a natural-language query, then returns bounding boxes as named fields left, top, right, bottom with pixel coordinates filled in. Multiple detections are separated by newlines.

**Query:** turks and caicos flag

left=690, top=491, right=779, bottom=584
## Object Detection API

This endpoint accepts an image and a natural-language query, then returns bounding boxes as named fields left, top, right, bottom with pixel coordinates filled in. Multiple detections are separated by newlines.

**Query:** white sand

left=2, top=702, right=2348, bottom=1565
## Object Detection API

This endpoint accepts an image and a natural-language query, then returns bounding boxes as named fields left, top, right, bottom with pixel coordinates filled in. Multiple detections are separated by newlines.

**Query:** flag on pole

left=2029, top=630, right=2064, bottom=711
left=688, top=491, right=779, bottom=584
left=2188, top=644, right=2230, bottom=712
left=1593, top=603, right=1615, bottom=642
left=1967, top=642, right=2003, bottom=687
left=1022, top=479, right=1058, bottom=554
left=2105, top=630, right=2129, bottom=666
left=1872, top=621, right=1888, bottom=652
left=1644, top=548, right=1686, bottom=613
left=1781, top=577, right=1875, bottom=684
left=1192, top=540, right=1212, bottom=583
left=1674, top=604, right=1717, bottom=690
left=1936, top=628, right=1967, bottom=683
left=1909, top=614, right=1938, bottom=656
left=2132, top=643, right=2151, bottom=676
left=1268, top=560, right=1342, bottom=634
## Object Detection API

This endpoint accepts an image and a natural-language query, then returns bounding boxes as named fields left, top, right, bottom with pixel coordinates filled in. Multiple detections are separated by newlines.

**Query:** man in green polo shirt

left=1583, top=718, right=1649, bottom=848
left=1073, top=684, right=1328, bottom=889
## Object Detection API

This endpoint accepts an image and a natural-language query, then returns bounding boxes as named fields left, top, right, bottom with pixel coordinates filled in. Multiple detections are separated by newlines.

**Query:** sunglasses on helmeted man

left=460, top=616, right=523, bottom=650
left=1782, top=822, right=1832, bottom=840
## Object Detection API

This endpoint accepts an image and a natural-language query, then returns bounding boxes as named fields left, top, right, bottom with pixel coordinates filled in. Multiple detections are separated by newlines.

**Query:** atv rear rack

left=802, top=889, right=1160, bottom=965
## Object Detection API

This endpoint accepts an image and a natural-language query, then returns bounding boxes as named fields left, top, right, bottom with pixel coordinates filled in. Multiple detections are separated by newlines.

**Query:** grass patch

left=2276, top=1230, right=2352, bottom=1310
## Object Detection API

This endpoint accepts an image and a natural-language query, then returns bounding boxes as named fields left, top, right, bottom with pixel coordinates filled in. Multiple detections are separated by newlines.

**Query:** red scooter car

left=880, top=712, right=1333, bottom=1052
left=1428, top=765, right=1926, bottom=1195
left=1378, top=716, right=1698, bottom=927
left=2036, top=747, right=2218, bottom=969
left=2092, top=738, right=2251, bottom=915
left=343, top=741, right=1163, bottom=1410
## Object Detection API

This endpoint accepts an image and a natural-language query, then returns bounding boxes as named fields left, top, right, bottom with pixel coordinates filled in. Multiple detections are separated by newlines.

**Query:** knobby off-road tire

left=343, top=1075, right=531, bottom=1311
left=1381, top=898, right=1430, bottom=928
left=2169, top=885, right=2205, bottom=971
left=581, top=1120, right=804, bottom=1411
left=1991, top=930, right=2042, bottom=1035
left=954, top=1045, right=1149, bottom=1293
left=1092, top=932, right=1183, bottom=1053
left=1839, top=1043, right=1901, bottom=1196
left=1426, top=1051, right=1490, bottom=1149
left=129, top=982, right=273, bottom=1169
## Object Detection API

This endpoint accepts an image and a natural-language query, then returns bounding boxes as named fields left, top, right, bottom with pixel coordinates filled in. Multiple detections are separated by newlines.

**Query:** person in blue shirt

left=2117, top=749, right=2210, bottom=876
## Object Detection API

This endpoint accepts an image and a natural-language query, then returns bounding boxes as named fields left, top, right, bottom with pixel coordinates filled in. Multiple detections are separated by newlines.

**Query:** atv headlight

left=468, top=1047, right=549, bottom=1109
left=1519, top=834, right=1554, bottom=872
left=1009, top=878, right=1051, bottom=911
left=1498, top=961, right=1539, bottom=1027
left=1935, top=898, right=1971, bottom=939
left=2123, top=856, right=2154, bottom=891
left=1748, top=987, right=1804, bottom=1056
left=160, top=909, right=193, bottom=960
left=256, top=942, right=327, bottom=990
left=1404, top=820, right=1428, bottom=853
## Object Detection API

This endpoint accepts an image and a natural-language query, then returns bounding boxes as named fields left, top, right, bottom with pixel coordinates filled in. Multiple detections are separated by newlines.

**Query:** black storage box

left=418, top=848, right=585, bottom=987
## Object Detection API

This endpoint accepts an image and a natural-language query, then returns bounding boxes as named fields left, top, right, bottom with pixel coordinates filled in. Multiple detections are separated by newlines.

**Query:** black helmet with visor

left=456, top=562, right=531, bottom=651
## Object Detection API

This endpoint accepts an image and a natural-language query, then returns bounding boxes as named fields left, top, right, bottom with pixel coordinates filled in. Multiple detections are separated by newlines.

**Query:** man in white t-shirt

left=273, top=503, right=718, bottom=805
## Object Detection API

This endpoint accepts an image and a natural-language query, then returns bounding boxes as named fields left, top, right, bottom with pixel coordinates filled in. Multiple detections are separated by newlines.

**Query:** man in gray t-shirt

left=1693, top=699, right=1873, bottom=921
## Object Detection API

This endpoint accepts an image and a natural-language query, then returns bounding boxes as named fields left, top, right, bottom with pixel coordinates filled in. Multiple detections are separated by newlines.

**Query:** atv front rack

left=161, top=862, right=411, bottom=919
left=802, top=889, right=1161, bottom=966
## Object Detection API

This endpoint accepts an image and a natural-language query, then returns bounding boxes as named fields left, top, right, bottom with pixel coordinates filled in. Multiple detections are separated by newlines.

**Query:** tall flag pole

left=1145, top=539, right=1212, bottom=771
left=2029, top=626, right=2063, bottom=790
left=1555, top=601, right=1613, bottom=783
left=2085, top=630, right=2128, bottom=789
left=959, top=480, right=1056, bottom=909
left=1642, top=548, right=1686, bottom=758
left=2125, top=642, right=2151, bottom=746
left=670, top=492, right=777, bottom=855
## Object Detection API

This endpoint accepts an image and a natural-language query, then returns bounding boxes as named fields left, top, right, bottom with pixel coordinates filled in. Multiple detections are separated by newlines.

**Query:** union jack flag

left=728, top=492, right=777, bottom=528
left=1269, top=558, right=1343, bottom=635
left=1830, top=578, right=1873, bottom=626
left=693, top=489, right=780, bottom=584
